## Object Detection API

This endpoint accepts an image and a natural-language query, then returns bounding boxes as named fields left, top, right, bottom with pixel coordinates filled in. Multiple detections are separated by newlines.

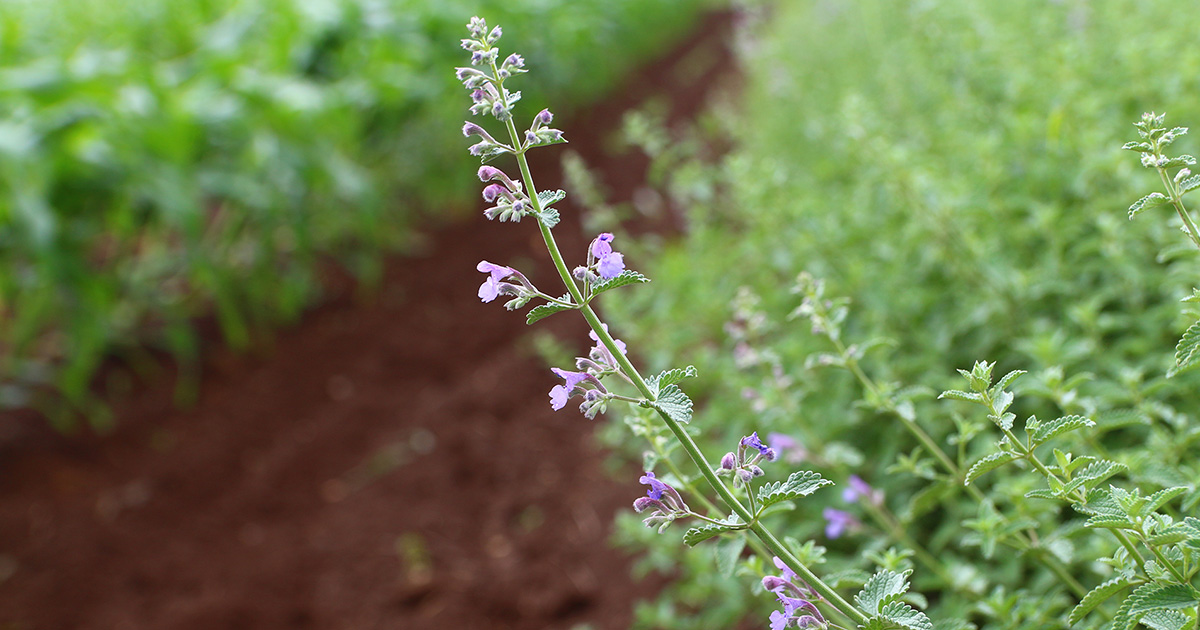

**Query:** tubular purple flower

left=639, top=471, right=688, bottom=511
left=492, top=101, right=506, bottom=118
left=763, top=576, right=789, bottom=592
left=591, top=233, right=615, bottom=257
left=596, top=252, right=625, bottom=279
left=551, top=367, right=590, bottom=392
left=720, top=452, right=736, bottom=470
left=481, top=184, right=505, bottom=203
left=487, top=25, right=502, bottom=43
left=823, top=508, right=858, bottom=539
left=537, top=108, right=554, bottom=125
left=549, top=385, right=569, bottom=410
left=477, top=166, right=519, bottom=191
left=773, top=556, right=798, bottom=582
left=476, top=261, right=516, bottom=303
left=503, top=53, right=524, bottom=69
left=632, top=496, right=667, bottom=513
left=462, top=121, right=496, bottom=142
left=525, top=130, right=538, bottom=145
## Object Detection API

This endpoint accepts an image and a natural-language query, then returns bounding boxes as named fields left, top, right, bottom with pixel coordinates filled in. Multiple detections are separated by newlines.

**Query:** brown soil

left=0, top=12, right=738, bottom=630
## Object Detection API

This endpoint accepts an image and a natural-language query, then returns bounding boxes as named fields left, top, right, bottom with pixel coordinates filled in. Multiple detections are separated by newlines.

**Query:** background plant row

left=0, top=0, right=714, bottom=426
left=592, top=1, right=1200, bottom=627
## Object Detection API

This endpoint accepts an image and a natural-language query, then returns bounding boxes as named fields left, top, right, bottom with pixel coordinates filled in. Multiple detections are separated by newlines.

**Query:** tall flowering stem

left=457, top=18, right=867, bottom=627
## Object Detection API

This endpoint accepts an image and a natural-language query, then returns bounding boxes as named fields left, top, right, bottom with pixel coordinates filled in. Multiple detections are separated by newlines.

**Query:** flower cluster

left=632, top=472, right=691, bottom=533
left=548, top=324, right=629, bottom=419
left=477, top=165, right=531, bottom=222
left=573, top=232, right=626, bottom=282
left=762, top=557, right=827, bottom=629
left=717, top=431, right=777, bottom=488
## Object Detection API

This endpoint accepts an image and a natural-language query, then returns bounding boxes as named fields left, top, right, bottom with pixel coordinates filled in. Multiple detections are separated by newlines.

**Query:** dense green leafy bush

left=593, top=0, right=1200, bottom=627
left=0, top=0, right=712, bottom=425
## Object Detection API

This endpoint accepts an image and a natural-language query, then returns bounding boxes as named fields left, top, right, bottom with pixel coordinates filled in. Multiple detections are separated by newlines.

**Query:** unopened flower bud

left=720, top=452, right=736, bottom=470
left=762, top=576, right=789, bottom=592
left=487, top=25, right=502, bottom=43
left=526, top=130, right=538, bottom=145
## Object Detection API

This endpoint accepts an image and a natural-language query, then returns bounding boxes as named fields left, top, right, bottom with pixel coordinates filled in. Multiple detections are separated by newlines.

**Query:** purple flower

left=503, top=53, right=524, bottom=69
left=842, top=474, right=883, bottom=506
left=597, top=252, right=625, bottom=279
left=768, top=432, right=807, bottom=464
left=823, top=508, right=858, bottom=539
left=537, top=108, right=553, bottom=125
left=487, top=25, right=502, bottom=43
left=467, top=16, right=487, bottom=38
left=591, top=232, right=615, bottom=257
left=476, top=260, right=514, bottom=302
left=587, top=324, right=628, bottom=369
left=632, top=472, right=690, bottom=533
left=548, top=367, right=606, bottom=415
left=551, top=367, right=589, bottom=392
left=741, top=432, right=776, bottom=460
left=763, top=557, right=825, bottom=629
left=638, top=471, right=688, bottom=511
left=549, top=385, right=569, bottom=410
left=481, top=184, right=506, bottom=203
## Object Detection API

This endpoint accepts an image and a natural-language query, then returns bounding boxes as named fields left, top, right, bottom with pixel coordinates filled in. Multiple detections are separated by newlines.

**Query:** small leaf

left=1163, top=155, right=1197, bottom=168
left=1139, top=486, right=1188, bottom=517
left=856, top=569, right=912, bottom=614
left=646, top=365, right=698, bottom=397
left=538, top=207, right=560, bottom=228
left=758, top=470, right=833, bottom=509
left=1146, top=526, right=1190, bottom=547
left=1122, top=141, right=1153, bottom=151
left=649, top=384, right=693, bottom=425
left=1112, top=583, right=1200, bottom=630
left=878, top=601, right=934, bottom=630
left=682, top=521, right=733, bottom=546
left=526, top=300, right=575, bottom=325
left=1030, top=415, right=1095, bottom=446
left=1141, top=610, right=1189, bottom=630
left=1085, top=514, right=1137, bottom=530
left=937, top=389, right=983, bottom=404
left=1024, top=488, right=1061, bottom=501
left=1065, top=460, right=1127, bottom=495
left=1179, top=174, right=1200, bottom=195
left=1129, top=192, right=1168, bottom=219
left=1168, top=318, right=1200, bottom=378
left=591, top=270, right=650, bottom=296
left=965, top=451, right=1018, bottom=485
left=1069, top=576, right=1131, bottom=625
left=537, top=189, right=566, bottom=207
left=992, top=369, right=1026, bottom=393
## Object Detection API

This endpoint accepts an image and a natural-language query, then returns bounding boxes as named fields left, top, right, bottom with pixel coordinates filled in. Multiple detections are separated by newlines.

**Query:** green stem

left=1144, top=536, right=1189, bottom=584
left=1157, top=166, right=1200, bottom=251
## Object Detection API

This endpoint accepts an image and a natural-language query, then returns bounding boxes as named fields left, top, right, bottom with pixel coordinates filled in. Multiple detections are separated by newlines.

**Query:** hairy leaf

left=1140, top=487, right=1188, bottom=517
left=1064, top=460, right=1128, bottom=496
left=592, top=270, right=650, bottom=296
left=1069, top=576, right=1131, bottom=625
left=1180, top=174, right=1200, bottom=196
left=682, top=521, right=733, bottom=547
left=1029, top=414, right=1094, bottom=446
left=965, top=451, right=1018, bottom=485
left=758, top=470, right=833, bottom=509
left=714, top=536, right=745, bottom=577
left=646, top=365, right=698, bottom=397
left=526, top=300, right=574, bottom=325
left=1141, top=610, right=1189, bottom=630
left=537, top=189, right=567, bottom=207
left=856, top=569, right=912, bottom=614
left=938, top=389, right=983, bottom=404
left=538, top=207, right=560, bottom=228
left=1129, top=192, right=1169, bottom=219
left=1169, top=318, right=1200, bottom=378
left=1112, top=583, right=1200, bottom=630
left=878, top=601, right=934, bottom=630
left=993, top=369, right=1026, bottom=393
left=649, top=384, right=692, bottom=425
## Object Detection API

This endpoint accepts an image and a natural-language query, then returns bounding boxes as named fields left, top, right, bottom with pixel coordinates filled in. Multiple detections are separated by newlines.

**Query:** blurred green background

left=0, top=0, right=713, bottom=426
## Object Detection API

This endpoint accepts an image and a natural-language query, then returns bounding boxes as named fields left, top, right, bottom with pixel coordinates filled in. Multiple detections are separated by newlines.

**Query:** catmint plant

left=452, top=17, right=931, bottom=630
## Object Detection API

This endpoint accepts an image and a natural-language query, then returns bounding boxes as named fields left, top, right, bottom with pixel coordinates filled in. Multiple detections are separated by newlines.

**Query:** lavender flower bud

left=504, top=53, right=524, bottom=69
left=487, top=25, right=502, bottom=44
left=492, top=101, right=506, bottom=119
left=497, top=68, right=510, bottom=80
left=537, top=108, right=553, bottom=125
left=468, top=141, right=495, bottom=156
left=471, top=50, right=485, bottom=65
left=763, top=448, right=778, bottom=462
left=525, top=130, right=538, bottom=145
left=762, top=576, right=789, bottom=592
left=468, top=17, right=487, bottom=38
left=572, top=266, right=588, bottom=280
left=481, top=184, right=505, bottom=203
left=720, top=452, right=736, bottom=470
left=633, top=496, right=662, bottom=513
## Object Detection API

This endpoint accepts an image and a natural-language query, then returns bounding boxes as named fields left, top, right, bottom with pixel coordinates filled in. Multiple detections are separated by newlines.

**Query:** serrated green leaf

left=1069, top=576, right=1131, bottom=625
left=714, top=536, right=745, bottom=577
left=856, top=569, right=912, bottom=614
left=1181, top=517, right=1200, bottom=541
left=1141, top=609, right=1189, bottom=630
left=1065, top=460, right=1128, bottom=495
left=1085, top=515, right=1137, bottom=530
left=824, top=569, right=872, bottom=590
left=965, top=451, right=1018, bottom=485
left=1146, top=526, right=1190, bottom=547
left=650, top=384, right=692, bottom=425
left=1025, top=488, right=1061, bottom=501
left=878, top=601, right=934, bottom=630
left=1030, top=415, right=1095, bottom=446
left=537, top=189, right=566, bottom=207
left=646, top=365, right=698, bottom=397
left=1112, top=583, right=1200, bottom=630
left=682, top=521, right=733, bottom=546
left=526, top=299, right=575, bottom=325
left=1164, top=155, right=1196, bottom=168
left=1179, top=174, right=1200, bottom=195
left=1123, top=141, right=1153, bottom=151
left=538, top=207, right=560, bottom=228
left=591, top=270, right=649, bottom=296
left=1129, top=192, right=1169, bottom=219
left=758, top=470, right=833, bottom=509
left=993, top=369, right=1026, bottom=393
left=1140, top=486, right=1188, bottom=517
left=1168, top=318, right=1200, bottom=378
left=937, top=389, right=983, bottom=404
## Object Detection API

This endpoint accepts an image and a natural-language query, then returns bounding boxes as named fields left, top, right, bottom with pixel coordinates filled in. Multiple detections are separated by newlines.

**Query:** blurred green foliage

left=596, top=0, right=1200, bottom=627
left=0, top=0, right=712, bottom=426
